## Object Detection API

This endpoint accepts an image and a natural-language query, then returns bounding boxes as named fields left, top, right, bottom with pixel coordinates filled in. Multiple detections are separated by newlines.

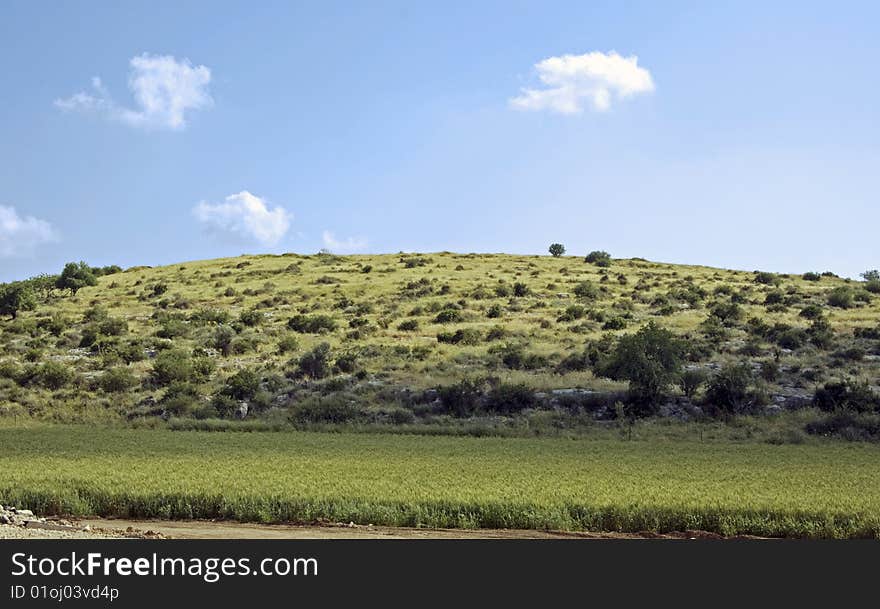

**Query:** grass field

left=2, top=425, right=880, bottom=538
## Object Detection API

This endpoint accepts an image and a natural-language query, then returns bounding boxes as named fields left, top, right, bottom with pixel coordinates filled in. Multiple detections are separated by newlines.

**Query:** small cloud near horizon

left=321, top=231, right=367, bottom=254
left=510, top=50, right=654, bottom=114
left=193, top=191, right=291, bottom=247
left=0, top=205, right=58, bottom=257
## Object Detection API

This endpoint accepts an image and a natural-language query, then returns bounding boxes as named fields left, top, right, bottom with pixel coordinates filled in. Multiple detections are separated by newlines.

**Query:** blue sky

left=1, top=1, right=878, bottom=282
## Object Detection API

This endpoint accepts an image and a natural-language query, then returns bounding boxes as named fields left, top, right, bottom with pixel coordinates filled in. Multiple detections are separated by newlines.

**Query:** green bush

left=277, top=335, right=300, bottom=354
left=150, top=349, right=194, bottom=386
left=160, top=382, right=202, bottom=417
left=813, top=380, right=878, bottom=414
left=512, top=282, right=530, bottom=297
left=753, top=271, right=780, bottom=286
left=486, top=304, right=504, bottom=318
left=296, top=343, right=332, bottom=379
left=238, top=309, right=265, bottom=327
left=602, top=317, right=627, bottom=331
left=827, top=287, right=854, bottom=309
left=584, top=251, right=612, bottom=267
left=802, top=272, right=821, bottom=282
left=548, top=243, right=566, bottom=257
left=99, top=367, right=137, bottom=393
left=679, top=369, right=708, bottom=399
left=222, top=369, right=261, bottom=401
left=798, top=304, right=824, bottom=319
left=292, top=395, right=362, bottom=424
left=32, top=361, right=74, bottom=390
left=438, top=379, right=483, bottom=417
left=156, top=318, right=190, bottom=339
left=434, top=309, right=463, bottom=324
left=485, top=383, right=537, bottom=414
left=212, top=325, right=237, bottom=356
left=397, top=319, right=419, bottom=332
left=334, top=352, right=360, bottom=374
left=437, top=328, right=483, bottom=345
left=287, top=314, right=337, bottom=333
left=573, top=281, right=598, bottom=299
left=705, top=363, right=753, bottom=415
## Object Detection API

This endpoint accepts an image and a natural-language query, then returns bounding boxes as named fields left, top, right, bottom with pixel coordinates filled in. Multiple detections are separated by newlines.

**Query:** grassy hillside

left=1, top=252, right=878, bottom=432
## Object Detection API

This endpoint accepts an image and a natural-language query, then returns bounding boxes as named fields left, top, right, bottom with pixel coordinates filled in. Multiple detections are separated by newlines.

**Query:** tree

left=705, top=363, right=753, bottom=415
left=297, top=342, right=332, bottom=379
left=597, top=322, right=685, bottom=413
left=0, top=282, right=37, bottom=320
left=25, top=273, right=60, bottom=300
left=548, top=243, right=566, bottom=257
left=861, top=270, right=880, bottom=282
left=55, top=261, right=97, bottom=295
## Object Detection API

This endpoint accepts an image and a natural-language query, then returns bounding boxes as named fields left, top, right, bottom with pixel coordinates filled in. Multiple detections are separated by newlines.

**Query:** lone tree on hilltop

left=55, top=261, right=97, bottom=295
left=549, top=243, right=566, bottom=257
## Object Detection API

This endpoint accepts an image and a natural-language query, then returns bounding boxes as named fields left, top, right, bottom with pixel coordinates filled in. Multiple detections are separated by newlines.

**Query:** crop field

left=2, top=425, right=880, bottom=538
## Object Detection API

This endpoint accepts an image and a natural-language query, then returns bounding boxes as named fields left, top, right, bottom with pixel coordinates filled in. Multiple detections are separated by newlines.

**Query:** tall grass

left=1, top=425, right=879, bottom=538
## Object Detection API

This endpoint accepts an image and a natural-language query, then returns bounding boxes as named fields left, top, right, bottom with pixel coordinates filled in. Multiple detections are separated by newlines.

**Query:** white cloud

left=510, top=51, right=654, bottom=114
left=0, top=205, right=58, bottom=257
left=193, top=191, right=291, bottom=246
left=55, top=53, right=212, bottom=130
left=322, top=231, right=367, bottom=254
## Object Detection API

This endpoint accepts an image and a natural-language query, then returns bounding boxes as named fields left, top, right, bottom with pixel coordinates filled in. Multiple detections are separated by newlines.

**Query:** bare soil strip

left=69, top=518, right=754, bottom=540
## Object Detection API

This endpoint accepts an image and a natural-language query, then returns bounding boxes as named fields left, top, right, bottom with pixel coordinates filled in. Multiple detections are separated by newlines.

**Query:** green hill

left=1, top=252, right=878, bottom=431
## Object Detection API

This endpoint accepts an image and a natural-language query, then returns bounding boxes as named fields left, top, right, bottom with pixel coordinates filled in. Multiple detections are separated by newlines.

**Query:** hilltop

left=1, top=251, right=878, bottom=436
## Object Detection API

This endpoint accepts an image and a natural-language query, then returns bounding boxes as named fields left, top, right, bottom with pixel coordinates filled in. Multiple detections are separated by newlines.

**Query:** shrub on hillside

left=438, top=379, right=483, bottom=417
left=813, top=380, right=878, bottom=414
left=798, top=304, right=824, bottom=319
left=150, top=349, right=194, bottom=386
left=434, top=309, right=463, bottom=324
left=32, top=361, right=74, bottom=390
left=486, top=304, right=504, bottom=318
left=221, top=368, right=261, bottom=401
left=296, top=342, right=332, bottom=379
left=277, top=335, right=300, bottom=354
left=397, top=319, right=419, bottom=332
left=291, top=395, right=362, bottom=424
left=753, top=271, right=780, bottom=286
left=705, top=363, right=753, bottom=415
left=802, top=272, right=821, bottom=282
left=485, top=382, right=537, bottom=414
left=238, top=309, right=265, bottom=327
left=98, top=367, right=137, bottom=393
left=584, top=251, right=612, bottom=267
left=160, top=382, right=203, bottom=417
left=512, top=282, right=530, bottom=297
left=573, top=281, right=599, bottom=300
left=679, top=369, right=708, bottom=399
left=827, top=287, right=854, bottom=309
left=437, top=328, right=483, bottom=345
left=287, top=314, right=337, bottom=333
left=805, top=412, right=880, bottom=442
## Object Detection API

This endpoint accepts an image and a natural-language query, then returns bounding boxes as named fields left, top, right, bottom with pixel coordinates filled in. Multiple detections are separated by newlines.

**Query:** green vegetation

left=0, top=252, right=876, bottom=438
left=1, top=425, right=879, bottom=538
